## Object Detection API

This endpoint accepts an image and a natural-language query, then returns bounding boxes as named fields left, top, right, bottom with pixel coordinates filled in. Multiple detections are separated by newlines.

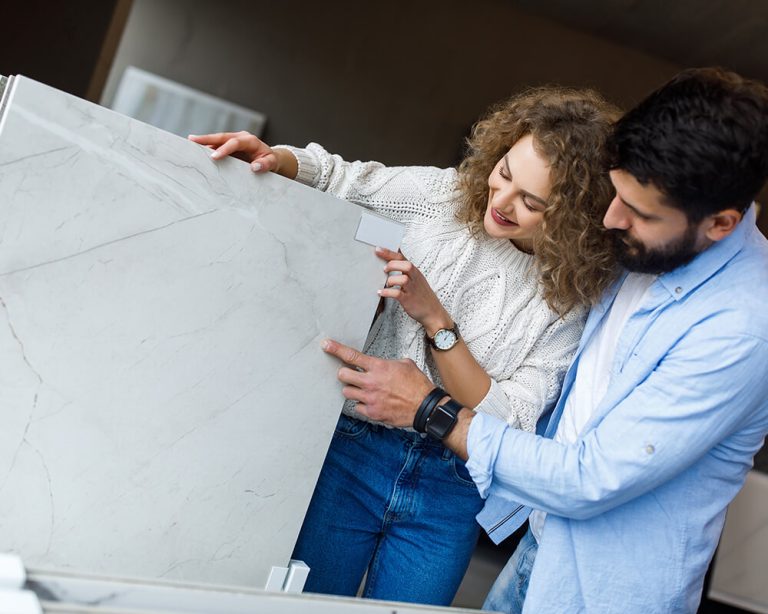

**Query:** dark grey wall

left=0, top=0, right=126, bottom=100
left=102, top=0, right=680, bottom=168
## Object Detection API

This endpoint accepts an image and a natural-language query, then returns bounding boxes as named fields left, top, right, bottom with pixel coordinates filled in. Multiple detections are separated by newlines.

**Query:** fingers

left=384, top=274, right=409, bottom=288
left=337, top=366, right=366, bottom=388
left=188, top=133, right=228, bottom=145
left=375, top=246, right=405, bottom=261
left=378, top=287, right=403, bottom=300
left=341, top=385, right=366, bottom=403
left=383, top=259, right=414, bottom=274
left=189, top=131, right=275, bottom=171
left=208, top=134, right=258, bottom=160
left=321, top=339, right=374, bottom=371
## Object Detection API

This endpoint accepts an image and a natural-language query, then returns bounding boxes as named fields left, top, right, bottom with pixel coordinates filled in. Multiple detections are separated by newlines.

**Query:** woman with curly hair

left=189, top=86, right=620, bottom=605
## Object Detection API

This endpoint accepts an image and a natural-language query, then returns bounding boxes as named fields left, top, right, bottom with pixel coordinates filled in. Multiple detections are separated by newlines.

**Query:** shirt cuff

left=271, top=145, right=320, bottom=186
left=474, top=378, right=516, bottom=424
left=466, top=411, right=509, bottom=499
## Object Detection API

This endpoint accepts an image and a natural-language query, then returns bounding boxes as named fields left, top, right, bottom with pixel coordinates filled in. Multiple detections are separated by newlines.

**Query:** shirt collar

left=653, top=204, right=756, bottom=301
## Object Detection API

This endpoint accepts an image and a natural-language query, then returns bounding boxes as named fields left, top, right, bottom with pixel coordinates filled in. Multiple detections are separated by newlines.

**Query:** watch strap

left=413, top=387, right=447, bottom=433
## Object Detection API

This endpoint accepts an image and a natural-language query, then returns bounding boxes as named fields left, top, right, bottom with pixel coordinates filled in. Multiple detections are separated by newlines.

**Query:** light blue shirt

left=467, top=206, right=768, bottom=613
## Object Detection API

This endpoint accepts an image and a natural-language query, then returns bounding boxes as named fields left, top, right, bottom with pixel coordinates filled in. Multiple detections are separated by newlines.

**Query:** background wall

left=101, top=0, right=681, bottom=168
left=0, top=0, right=131, bottom=101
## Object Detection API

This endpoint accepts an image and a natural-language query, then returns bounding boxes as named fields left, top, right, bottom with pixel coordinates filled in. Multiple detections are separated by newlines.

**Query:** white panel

left=0, top=76, right=399, bottom=588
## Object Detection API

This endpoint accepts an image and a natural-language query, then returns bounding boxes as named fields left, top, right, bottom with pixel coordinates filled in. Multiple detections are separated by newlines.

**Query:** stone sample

left=0, top=76, right=401, bottom=588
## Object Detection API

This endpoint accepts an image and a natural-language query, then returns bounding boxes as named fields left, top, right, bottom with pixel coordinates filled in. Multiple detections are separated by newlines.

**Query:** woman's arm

left=189, top=133, right=458, bottom=224
left=378, top=247, right=584, bottom=428
left=378, top=247, right=491, bottom=408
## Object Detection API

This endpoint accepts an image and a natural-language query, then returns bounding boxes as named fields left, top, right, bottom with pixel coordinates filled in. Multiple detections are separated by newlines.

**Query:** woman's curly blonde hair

left=457, top=86, right=621, bottom=315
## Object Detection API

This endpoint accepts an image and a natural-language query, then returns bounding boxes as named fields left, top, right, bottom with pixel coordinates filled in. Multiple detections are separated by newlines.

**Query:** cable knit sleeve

left=272, top=142, right=460, bottom=224
left=474, top=308, right=586, bottom=433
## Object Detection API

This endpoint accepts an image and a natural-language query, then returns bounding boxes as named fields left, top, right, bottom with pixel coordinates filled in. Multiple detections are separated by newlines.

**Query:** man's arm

left=321, top=338, right=475, bottom=459
left=323, top=321, right=768, bottom=519
left=457, top=324, right=768, bottom=518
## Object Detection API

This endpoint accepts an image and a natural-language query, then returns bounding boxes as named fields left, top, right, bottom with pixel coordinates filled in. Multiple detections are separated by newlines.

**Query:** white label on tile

left=355, top=211, right=405, bottom=252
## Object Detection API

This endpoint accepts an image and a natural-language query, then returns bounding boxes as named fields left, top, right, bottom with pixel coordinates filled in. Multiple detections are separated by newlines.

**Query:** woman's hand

left=187, top=131, right=297, bottom=177
left=376, top=247, right=453, bottom=335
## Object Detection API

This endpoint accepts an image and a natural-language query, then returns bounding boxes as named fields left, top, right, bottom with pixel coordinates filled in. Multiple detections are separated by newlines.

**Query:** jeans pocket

left=333, top=414, right=370, bottom=440
left=451, top=455, right=477, bottom=487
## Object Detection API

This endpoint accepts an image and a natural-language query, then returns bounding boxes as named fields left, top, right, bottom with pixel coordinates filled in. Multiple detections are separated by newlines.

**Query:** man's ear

left=703, top=209, right=743, bottom=242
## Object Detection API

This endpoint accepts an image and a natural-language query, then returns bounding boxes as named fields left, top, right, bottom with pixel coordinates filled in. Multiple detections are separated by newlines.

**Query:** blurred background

left=2, top=1, right=766, bottom=611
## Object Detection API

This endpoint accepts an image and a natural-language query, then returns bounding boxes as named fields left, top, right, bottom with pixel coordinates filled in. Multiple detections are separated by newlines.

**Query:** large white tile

left=0, top=76, right=401, bottom=589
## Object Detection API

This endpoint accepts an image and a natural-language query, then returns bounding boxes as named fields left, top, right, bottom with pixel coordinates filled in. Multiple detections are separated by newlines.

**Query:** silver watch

left=427, top=323, right=460, bottom=351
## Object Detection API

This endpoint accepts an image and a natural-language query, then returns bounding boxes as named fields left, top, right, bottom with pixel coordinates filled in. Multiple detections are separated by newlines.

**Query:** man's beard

left=608, top=224, right=701, bottom=275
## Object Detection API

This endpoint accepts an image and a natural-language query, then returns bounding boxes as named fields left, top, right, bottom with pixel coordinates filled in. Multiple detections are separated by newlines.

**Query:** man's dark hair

left=609, top=67, right=768, bottom=222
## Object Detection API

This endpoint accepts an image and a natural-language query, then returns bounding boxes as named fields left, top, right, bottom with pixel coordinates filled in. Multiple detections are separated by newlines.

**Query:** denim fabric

left=293, top=414, right=484, bottom=605
left=483, top=528, right=537, bottom=614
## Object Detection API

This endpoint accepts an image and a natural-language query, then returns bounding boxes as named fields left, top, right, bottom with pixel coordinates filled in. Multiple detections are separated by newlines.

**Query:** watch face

left=426, top=405, right=456, bottom=439
left=434, top=328, right=457, bottom=350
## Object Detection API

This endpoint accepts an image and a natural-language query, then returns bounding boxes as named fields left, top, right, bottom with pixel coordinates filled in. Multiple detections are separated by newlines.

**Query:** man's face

left=604, top=170, right=709, bottom=274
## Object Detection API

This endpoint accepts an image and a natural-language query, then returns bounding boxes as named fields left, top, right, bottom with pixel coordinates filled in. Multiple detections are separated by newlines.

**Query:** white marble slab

left=0, top=76, right=401, bottom=589
left=709, top=470, right=768, bottom=613
left=23, top=568, right=488, bottom=614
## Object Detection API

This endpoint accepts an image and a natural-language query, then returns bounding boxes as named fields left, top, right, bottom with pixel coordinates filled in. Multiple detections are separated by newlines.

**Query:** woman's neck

left=511, top=238, right=535, bottom=254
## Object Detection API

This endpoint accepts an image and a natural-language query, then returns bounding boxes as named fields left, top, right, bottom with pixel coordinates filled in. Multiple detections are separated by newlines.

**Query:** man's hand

left=321, top=339, right=433, bottom=428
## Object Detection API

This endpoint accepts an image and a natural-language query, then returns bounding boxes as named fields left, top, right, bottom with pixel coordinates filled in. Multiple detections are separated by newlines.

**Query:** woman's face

left=483, top=134, right=551, bottom=251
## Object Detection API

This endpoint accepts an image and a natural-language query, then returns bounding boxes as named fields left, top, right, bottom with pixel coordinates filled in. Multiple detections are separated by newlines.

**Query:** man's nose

left=603, top=196, right=630, bottom=230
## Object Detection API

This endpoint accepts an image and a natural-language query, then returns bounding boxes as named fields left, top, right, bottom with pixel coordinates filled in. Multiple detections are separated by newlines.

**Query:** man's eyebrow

left=504, top=154, right=548, bottom=207
left=621, top=196, right=660, bottom=220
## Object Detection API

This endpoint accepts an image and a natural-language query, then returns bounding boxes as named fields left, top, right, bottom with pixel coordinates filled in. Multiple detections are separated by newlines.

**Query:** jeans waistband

left=345, top=414, right=460, bottom=458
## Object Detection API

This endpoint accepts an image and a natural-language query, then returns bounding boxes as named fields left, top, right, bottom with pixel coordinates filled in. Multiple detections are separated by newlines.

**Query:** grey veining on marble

left=0, top=76, right=401, bottom=589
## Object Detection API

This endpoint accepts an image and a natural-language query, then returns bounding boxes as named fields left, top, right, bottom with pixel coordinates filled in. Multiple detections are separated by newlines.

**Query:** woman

left=189, top=86, right=619, bottom=605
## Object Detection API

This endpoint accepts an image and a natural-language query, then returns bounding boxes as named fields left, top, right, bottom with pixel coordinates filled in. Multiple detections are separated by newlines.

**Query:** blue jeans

left=292, top=414, right=484, bottom=605
left=483, top=527, right=538, bottom=614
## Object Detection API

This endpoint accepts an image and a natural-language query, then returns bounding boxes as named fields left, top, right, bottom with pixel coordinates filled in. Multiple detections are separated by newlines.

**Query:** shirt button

left=645, top=444, right=655, bottom=455
left=675, top=287, right=682, bottom=294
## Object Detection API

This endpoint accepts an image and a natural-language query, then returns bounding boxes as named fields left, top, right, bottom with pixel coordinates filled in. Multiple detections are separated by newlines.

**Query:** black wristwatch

left=425, top=397, right=463, bottom=441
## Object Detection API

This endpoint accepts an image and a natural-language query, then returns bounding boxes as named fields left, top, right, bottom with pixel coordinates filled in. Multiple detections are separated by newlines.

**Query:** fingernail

left=210, top=151, right=221, bottom=159
left=188, top=134, right=197, bottom=138
left=252, top=162, right=262, bottom=172
left=321, top=339, right=331, bottom=351
left=375, top=246, right=384, bottom=253
left=377, top=289, right=382, bottom=295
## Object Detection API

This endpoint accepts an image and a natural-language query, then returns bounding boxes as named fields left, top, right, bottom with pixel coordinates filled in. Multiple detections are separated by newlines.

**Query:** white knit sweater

left=278, top=143, right=587, bottom=433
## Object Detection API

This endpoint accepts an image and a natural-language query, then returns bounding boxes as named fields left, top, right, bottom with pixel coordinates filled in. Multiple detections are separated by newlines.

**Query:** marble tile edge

left=0, top=74, right=15, bottom=132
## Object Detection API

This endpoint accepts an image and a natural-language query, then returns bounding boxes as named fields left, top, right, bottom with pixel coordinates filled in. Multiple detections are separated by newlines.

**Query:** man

left=322, top=67, right=768, bottom=613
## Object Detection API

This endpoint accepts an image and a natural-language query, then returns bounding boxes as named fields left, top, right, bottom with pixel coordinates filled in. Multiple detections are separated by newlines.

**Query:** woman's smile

left=490, top=208, right=518, bottom=227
